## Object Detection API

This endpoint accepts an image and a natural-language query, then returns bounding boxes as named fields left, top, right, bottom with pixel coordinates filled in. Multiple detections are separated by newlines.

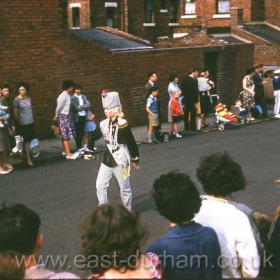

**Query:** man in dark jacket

left=252, top=64, right=267, bottom=118
left=181, top=69, right=199, bottom=131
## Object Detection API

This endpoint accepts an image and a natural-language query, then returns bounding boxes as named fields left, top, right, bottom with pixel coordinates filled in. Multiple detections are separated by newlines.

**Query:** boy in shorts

left=146, top=86, right=159, bottom=144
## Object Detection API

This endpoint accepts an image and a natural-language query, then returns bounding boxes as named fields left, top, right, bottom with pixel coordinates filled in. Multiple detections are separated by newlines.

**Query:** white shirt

left=194, top=196, right=260, bottom=278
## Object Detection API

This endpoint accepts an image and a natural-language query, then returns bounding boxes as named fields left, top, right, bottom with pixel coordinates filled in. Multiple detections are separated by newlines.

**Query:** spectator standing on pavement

left=146, top=86, right=160, bottom=143
left=54, top=80, right=78, bottom=160
left=0, top=107, right=11, bottom=174
left=181, top=69, right=199, bottom=131
left=147, top=171, right=222, bottom=279
left=241, top=68, right=255, bottom=120
left=1, top=84, right=15, bottom=148
left=273, top=69, right=280, bottom=118
left=168, top=75, right=182, bottom=133
left=71, top=84, right=90, bottom=151
left=194, top=152, right=260, bottom=278
left=0, top=203, right=79, bottom=279
left=170, top=90, right=183, bottom=138
left=145, top=72, right=158, bottom=101
left=14, top=82, right=36, bottom=167
left=197, top=72, right=212, bottom=127
left=82, top=204, right=162, bottom=279
left=252, top=64, right=267, bottom=118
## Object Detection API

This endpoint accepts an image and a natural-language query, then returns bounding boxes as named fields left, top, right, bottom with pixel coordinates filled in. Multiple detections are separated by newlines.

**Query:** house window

left=72, top=7, right=80, bottom=28
left=216, top=0, right=230, bottom=14
left=145, top=0, right=154, bottom=23
left=169, top=0, right=179, bottom=23
left=184, top=0, right=195, bottom=15
left=106, top=7, right=115, bottom=27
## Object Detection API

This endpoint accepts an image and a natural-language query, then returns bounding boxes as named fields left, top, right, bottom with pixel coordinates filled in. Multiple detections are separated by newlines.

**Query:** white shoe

left=62, top=152, right=67, bottom=157
left=274, top=114, right=280, bottom=118
left=66, top=153, right=78, bottom=160
left=175, top=133, right=182, bottom=139
left=94, top=147, right=98, bottom=151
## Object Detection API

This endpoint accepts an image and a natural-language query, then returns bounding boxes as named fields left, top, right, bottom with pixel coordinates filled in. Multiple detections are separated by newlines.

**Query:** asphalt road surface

left=1, top=120, right=280, bottom=276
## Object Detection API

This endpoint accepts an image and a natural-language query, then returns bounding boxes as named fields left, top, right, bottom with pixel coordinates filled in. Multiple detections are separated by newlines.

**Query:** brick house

left=0, top=0, right=254, bottom=138
left=67, top=0, right=280, bottom=66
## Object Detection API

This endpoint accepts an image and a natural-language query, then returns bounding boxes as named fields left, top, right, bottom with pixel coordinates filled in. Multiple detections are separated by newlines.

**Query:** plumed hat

left=102, top=91, right=121, bottom=108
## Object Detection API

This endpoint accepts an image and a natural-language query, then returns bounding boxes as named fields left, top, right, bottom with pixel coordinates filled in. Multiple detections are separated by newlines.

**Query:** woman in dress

left=14, top=82, right=36, bottom=166
left=82, top=204, right=162, bottom=279
left=242, top=69, right=255, bottom=119
left=168, top=74, right=182, bottom=135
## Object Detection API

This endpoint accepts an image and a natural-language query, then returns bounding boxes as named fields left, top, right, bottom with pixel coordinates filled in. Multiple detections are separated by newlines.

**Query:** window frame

left=184, top=0, right=196, bottom=15
left=216, top=0, right=230, bottom=14
left=144, top=0, right=154, bottom=23
left=72, top=7, right=81, bottom=28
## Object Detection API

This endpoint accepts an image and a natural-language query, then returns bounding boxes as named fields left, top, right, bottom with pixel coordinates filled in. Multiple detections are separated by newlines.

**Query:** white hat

left=274, top=69, right=280, bottom=74
left=102, top=91, right=121, bottom=108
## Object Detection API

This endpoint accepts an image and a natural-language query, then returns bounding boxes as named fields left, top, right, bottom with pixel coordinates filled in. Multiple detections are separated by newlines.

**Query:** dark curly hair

left=152, top=171, right=201, bottom=224
left=16, top=82, right=29, bottom=93
left=196, top=152, right=246, bottom=197
left=81, top=204, right=147, bottom=276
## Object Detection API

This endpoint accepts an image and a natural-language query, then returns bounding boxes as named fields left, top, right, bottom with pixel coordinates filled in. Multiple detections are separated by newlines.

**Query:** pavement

left=10, top=105, right=279, bottom=167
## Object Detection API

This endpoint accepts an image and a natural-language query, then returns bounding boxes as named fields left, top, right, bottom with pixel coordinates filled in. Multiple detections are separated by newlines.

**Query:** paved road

left=1, top=120, right=280, bottom=276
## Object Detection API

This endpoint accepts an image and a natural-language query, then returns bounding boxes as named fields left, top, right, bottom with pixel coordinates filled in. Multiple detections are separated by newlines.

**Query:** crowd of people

left=0, top=152, right=280, bottom=279
left=0, top=63, right=279, bottom=174
left=145, top=63, right=279, bottom=143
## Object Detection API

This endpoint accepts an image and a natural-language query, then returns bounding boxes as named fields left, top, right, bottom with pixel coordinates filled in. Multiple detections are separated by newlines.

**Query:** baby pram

left=208, top=97, right=238, bottom=131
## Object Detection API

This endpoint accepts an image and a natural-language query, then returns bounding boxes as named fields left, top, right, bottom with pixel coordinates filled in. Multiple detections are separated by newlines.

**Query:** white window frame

left=70, top=3, right=81, bottom=8
left=105, top=2, right=118, bottom=8
left=216, top=0, right=230, bottom=14
left=184, top=0, right=196, bottom=15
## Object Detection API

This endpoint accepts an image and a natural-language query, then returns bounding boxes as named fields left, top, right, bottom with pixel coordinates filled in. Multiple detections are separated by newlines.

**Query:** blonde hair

left=113, top=106, right=124, bottom=118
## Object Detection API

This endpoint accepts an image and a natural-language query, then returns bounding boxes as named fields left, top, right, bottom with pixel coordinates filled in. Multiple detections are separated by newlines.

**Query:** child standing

left=170, top=91, right=184, bottom=138
left=83, top=110, right=98, bottom=155
left=146, top=86, right=159, bottom=144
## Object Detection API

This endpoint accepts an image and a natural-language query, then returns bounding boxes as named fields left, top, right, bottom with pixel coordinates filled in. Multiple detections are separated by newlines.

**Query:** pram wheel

left=239, top=118, right=246, bottom=125
left=31, top=146, right=40, bottom=158
left=218, top=123, right=225, bottom=131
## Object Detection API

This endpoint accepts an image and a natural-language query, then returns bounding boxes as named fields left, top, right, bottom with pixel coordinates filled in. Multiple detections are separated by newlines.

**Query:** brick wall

left=0, top=0, right=254, bottom=138
left=254, top=44, right=280, bottom=65
left=265, top=0, right=280, bottom=27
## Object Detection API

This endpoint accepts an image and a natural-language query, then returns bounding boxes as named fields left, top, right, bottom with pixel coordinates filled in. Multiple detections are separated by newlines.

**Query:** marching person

left=273, top=69, right=280, bottom=118
left=92, top=91, right=140, bottom=211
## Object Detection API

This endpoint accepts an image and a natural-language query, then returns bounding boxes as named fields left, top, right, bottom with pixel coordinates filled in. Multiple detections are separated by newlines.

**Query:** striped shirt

left=14, top=96, right=34, bottom=125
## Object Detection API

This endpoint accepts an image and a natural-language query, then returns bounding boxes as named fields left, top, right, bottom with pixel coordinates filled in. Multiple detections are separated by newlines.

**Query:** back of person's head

left=0, top=251, right=25, bottom=280
left=196, top=152, right=246, bottom=197
left=81, top=204, right=147, bottom=276
left=153, top=171, right=201, bottom=224
left=149, top=86, right=159, bottom=94
left=252, top=212, right=271, bottom=236
left=0, top=204, right=41, bottom=255
left=62, top=80, right=75, bottom=91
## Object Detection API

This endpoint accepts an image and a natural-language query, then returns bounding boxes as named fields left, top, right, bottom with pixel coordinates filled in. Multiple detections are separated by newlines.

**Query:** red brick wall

left=68, top=0, right=91, bottom=28
left=255, top=44, right=280, bottom=65
left=265, top=0, right=280, bottom=27
left=0, top=0, right=254, bottom=138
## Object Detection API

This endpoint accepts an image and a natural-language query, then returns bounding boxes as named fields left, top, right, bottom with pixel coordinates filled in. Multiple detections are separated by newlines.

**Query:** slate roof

left=71, top=28, right=154, bottom=51
left=241, top=24, right=280, bottom=43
